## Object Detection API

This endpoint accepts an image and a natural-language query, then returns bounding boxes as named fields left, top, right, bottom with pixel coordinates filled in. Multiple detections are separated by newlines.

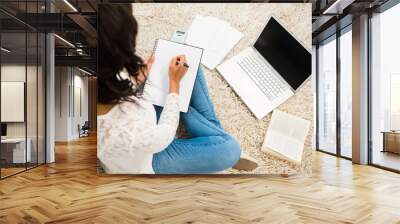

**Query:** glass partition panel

left=1, top=31, right=27, bottom=177
left=0, top=1, right=46, bottom=179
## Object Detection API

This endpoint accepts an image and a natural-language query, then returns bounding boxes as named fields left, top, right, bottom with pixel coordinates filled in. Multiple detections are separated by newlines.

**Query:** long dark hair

left=98, top=4, right=146, bottom=104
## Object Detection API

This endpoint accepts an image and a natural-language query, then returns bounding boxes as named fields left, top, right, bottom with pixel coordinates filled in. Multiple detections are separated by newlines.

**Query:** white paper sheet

left=262, top=110, right=310, bottom=163
left=145, top=39, right=203, bottom=112
left=186, top=16, right=243, bottom=70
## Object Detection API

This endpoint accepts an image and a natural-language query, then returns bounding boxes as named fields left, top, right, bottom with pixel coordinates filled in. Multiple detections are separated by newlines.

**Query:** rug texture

left=133, top=3, right=314, bottom=175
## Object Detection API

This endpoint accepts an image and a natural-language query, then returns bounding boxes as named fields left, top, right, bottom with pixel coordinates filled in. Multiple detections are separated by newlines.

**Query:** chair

left=79, top=121, right=90, bottom=138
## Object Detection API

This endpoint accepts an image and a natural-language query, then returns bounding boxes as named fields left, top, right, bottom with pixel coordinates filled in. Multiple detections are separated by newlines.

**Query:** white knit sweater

left=97, top=93, right=180, bottom=174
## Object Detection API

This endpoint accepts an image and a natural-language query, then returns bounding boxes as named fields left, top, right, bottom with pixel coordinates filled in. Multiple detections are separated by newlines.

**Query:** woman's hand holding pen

left=168, top=55, right=189, bottom=94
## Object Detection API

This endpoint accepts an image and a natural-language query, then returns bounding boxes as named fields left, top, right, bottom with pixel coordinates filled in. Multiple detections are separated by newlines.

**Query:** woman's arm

left=135, top=55, right=188, bottom=153
left=135, top=93, right=180, bottom=153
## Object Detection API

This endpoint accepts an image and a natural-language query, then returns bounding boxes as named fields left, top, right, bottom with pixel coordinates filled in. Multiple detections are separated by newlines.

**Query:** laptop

left=1, top=123, right=7, bottom=140
left=216, top=16, right=311, bottom=119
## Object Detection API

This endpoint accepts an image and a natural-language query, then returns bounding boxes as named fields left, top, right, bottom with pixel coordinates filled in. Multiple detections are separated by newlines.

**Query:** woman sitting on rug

left=97, top=4, right=253, bottom=174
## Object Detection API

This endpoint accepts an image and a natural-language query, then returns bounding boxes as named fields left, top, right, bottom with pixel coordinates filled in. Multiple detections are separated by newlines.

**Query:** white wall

left=1, top=65, right=26, bottom=140
left=55, top=66, right=70, bottom=141
left=54, top=67, right=89, bottom=141
left=1, top=65, right=25, bottom=123
left=70, top=73, right=89, bottom=139
left=1, top=65, right=36, bottom=138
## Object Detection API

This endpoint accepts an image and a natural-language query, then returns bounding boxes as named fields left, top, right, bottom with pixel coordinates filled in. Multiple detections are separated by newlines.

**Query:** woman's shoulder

left=100, top=97, right=152, bottom=119
left=120, top=96, right=153, bottom=110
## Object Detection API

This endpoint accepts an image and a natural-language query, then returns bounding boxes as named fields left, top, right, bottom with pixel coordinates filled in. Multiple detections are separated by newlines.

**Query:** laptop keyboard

left=238, top=54, right=286, bottom=100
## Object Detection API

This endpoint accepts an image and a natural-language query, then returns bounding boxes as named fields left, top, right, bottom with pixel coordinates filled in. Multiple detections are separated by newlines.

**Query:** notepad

left=144, top=39, right=203, bottom=112
left=262, top=110, right=310, bottom=164
left=186, top=16, right=243, bottom=70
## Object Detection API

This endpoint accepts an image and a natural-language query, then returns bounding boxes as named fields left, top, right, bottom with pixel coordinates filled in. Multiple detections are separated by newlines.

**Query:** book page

left=186, top=16, right=243, bottom=70
left=262, top=110, right=310, bottom=162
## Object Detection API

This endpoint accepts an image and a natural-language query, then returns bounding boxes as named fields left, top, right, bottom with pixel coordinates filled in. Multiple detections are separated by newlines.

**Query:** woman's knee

left=197, top=66, right=205, bottom=77
left=214, top=136, right=241, bottom=170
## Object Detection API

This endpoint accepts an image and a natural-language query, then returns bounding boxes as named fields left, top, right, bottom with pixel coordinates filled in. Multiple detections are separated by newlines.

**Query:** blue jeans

left=152, top=67, right=241, bottom=174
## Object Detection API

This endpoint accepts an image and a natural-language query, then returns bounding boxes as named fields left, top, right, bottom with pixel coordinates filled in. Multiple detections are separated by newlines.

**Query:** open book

left=262, top=110, right=310, bottom=164
left=145, top=39, right=203, bottom=112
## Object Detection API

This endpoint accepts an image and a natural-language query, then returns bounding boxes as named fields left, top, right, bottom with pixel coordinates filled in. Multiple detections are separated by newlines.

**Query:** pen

left=175, top=61, right=190, bottom=68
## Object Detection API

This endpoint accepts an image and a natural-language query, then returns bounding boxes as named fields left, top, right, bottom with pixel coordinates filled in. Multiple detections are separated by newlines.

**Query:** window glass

left=340, top=28, right=352, bottom=158
left=371, top=3, right=400, bottom=171
left=318, top=36, right=337, bottom=154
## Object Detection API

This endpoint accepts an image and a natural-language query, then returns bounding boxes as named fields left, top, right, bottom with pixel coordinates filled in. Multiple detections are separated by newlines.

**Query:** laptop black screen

left=1, top=123, right=7, bottom=137
left=254, top=17, right=311, bottom=90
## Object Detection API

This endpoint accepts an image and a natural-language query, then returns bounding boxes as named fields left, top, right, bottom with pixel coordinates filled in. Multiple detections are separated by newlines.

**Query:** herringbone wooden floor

left=1, top=135, right=400, bottom=224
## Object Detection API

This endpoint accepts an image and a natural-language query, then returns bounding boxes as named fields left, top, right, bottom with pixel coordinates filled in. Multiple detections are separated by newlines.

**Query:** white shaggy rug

left=134, top=3, right=314, bottom=175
